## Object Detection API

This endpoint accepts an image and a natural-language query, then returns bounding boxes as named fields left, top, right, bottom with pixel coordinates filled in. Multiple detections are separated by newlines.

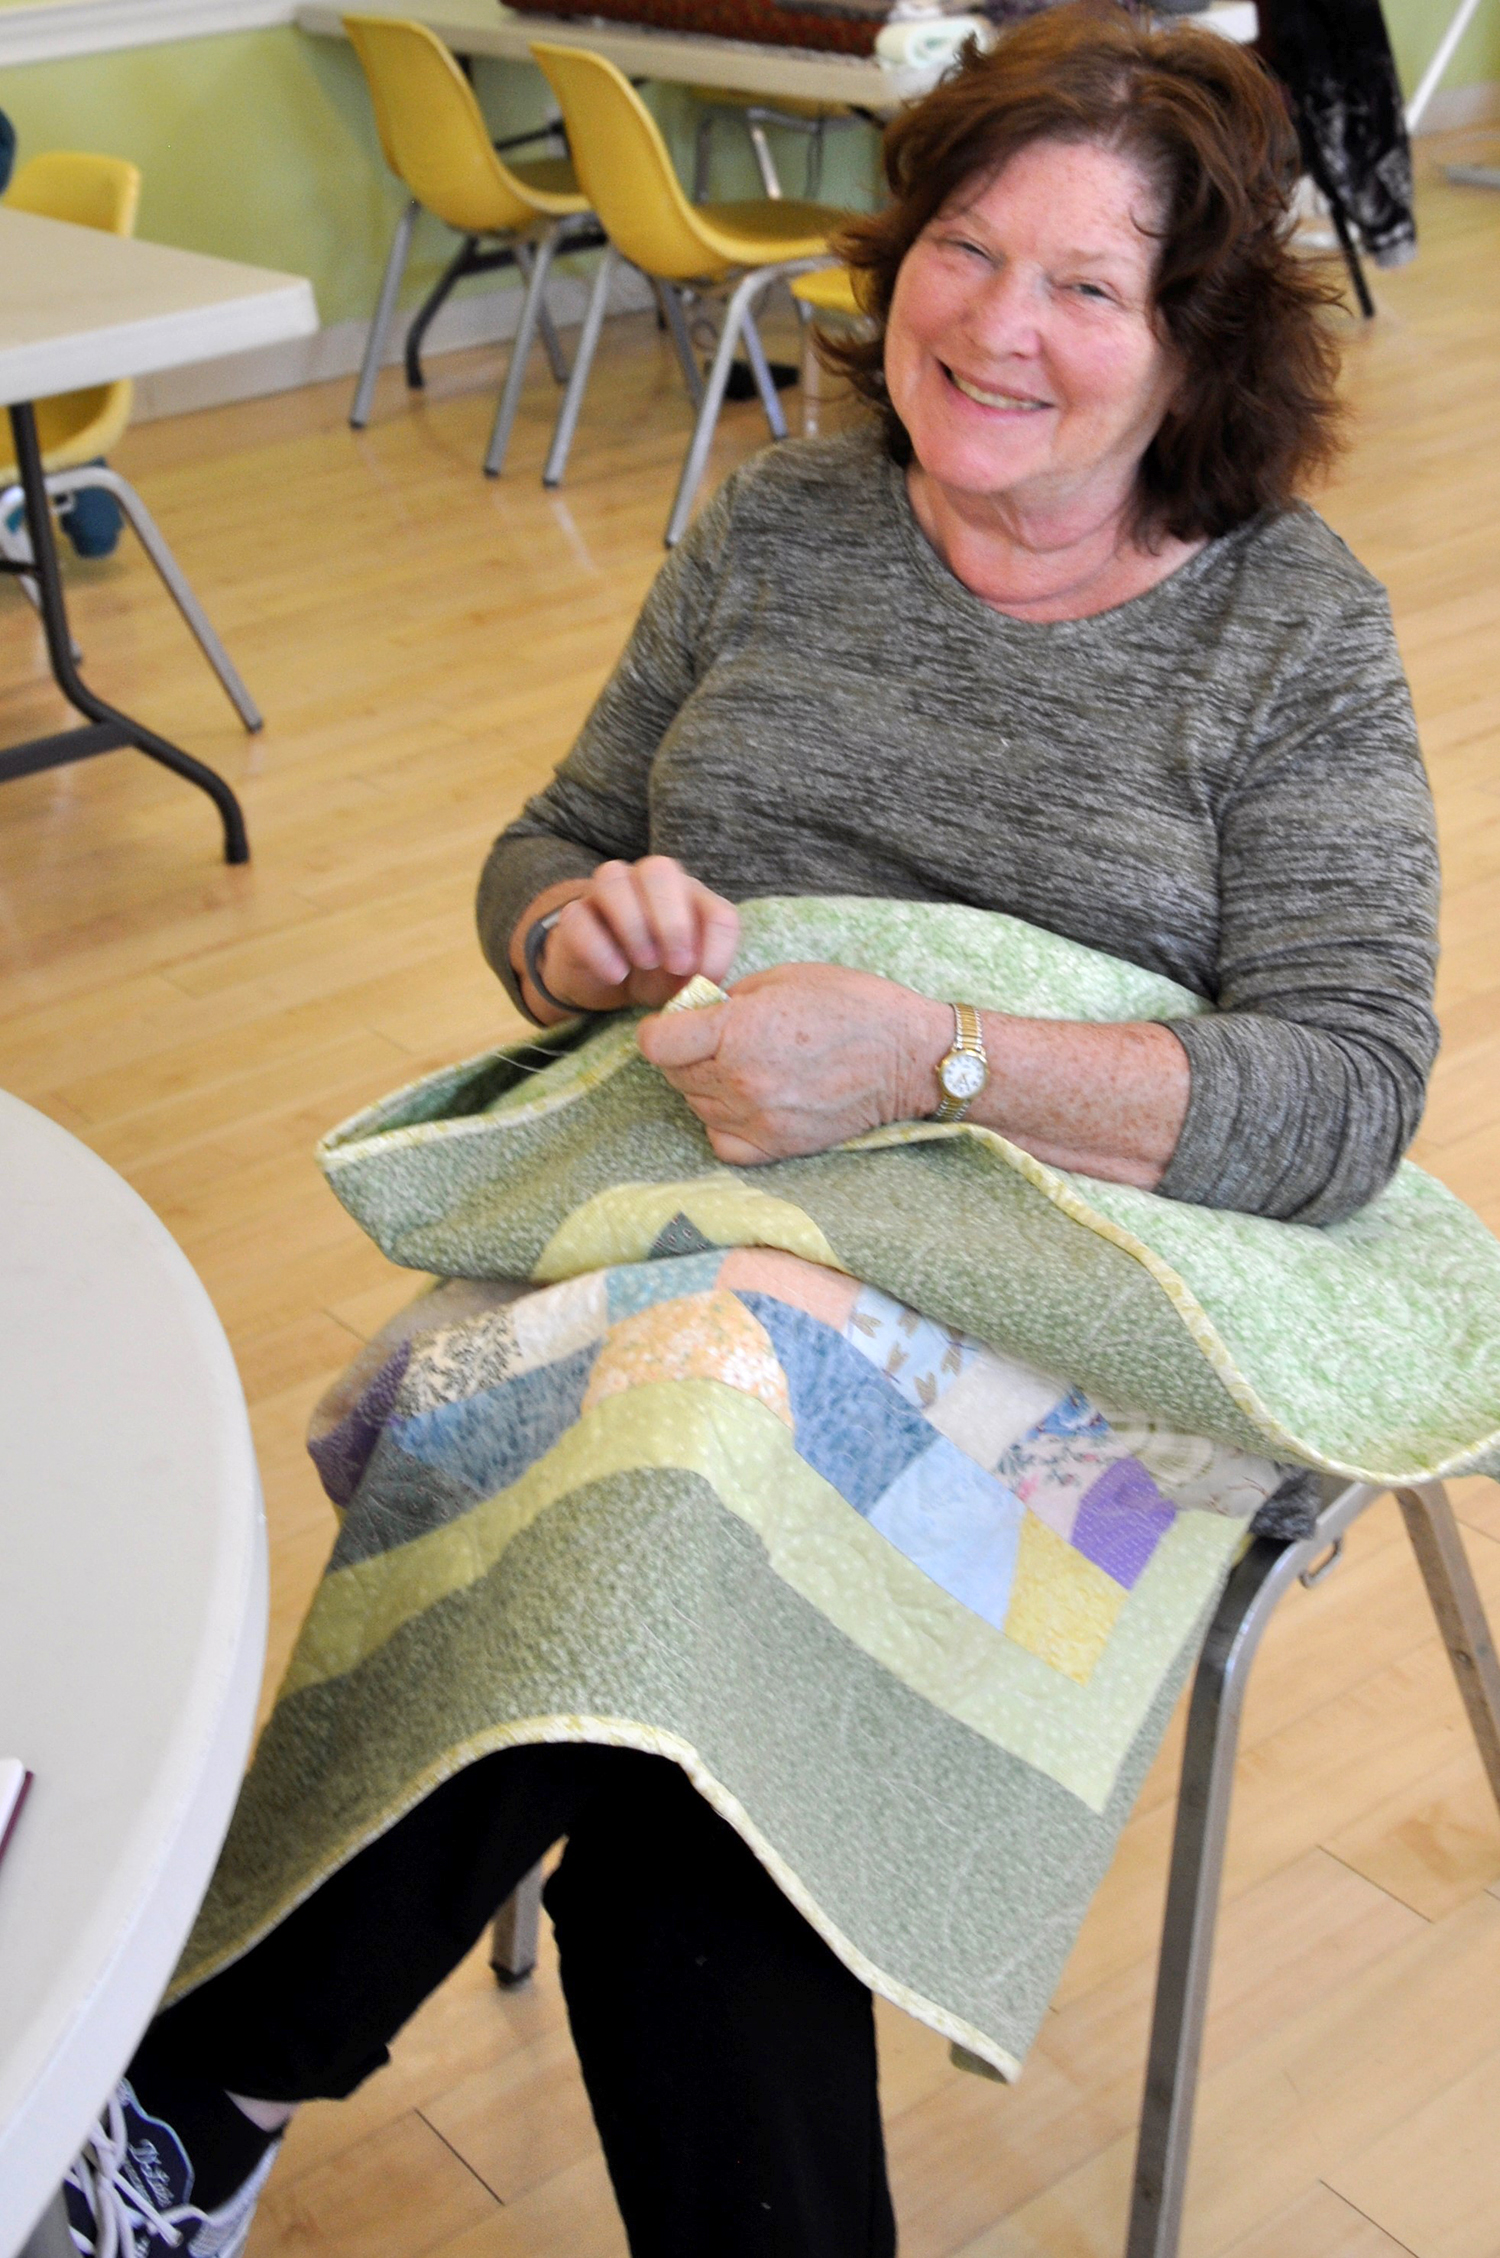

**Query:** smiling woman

left=486, top=12, right=1430, bottom=1229
left=62, top=12, right=1448, bottom=2258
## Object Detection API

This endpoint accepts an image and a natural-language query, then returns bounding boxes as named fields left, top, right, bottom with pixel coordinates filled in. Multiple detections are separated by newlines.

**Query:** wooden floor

left=3, top=138, right=1500, bottom=2258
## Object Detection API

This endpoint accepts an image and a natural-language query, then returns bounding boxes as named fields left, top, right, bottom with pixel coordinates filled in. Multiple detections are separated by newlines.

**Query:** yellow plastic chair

left=789, top=264, right=866, bottom=434
left=531, top=41, right=846, bottom=546
left=344, top=15, right=598, bottom=477
left=0, top=153, right=261, bottom=730
left=789, top=265, right=862, bottom=320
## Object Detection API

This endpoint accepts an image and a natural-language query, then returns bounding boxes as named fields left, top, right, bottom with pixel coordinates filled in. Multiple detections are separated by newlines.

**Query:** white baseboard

left=0, top=0, right=292, bottom=66
left=1415, top=80, right=1500, bottom=134
left=131, top=260, right=655, bottom=421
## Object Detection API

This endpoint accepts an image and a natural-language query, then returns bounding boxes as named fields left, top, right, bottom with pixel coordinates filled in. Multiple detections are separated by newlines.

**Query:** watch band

left=522, top=907, right=579, bottom=1017
left=933, top=1001, right=988, bottom=1123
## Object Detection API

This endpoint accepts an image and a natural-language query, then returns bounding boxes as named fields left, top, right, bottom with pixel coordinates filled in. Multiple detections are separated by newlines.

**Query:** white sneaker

left=64, top=2082, right=279, bottom=2258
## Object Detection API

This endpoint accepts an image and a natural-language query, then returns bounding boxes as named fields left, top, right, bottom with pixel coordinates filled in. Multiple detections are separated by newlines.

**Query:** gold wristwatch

left=933, top=1002, right=989, bottom=1122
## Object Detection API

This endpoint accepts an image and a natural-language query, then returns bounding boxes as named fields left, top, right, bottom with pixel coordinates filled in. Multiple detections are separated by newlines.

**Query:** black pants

left=151, top=1745, right=897, bottom=2258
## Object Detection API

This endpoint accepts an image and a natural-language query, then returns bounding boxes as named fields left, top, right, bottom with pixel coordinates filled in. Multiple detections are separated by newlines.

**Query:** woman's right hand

left=517, top=857, right=741, bottom=1019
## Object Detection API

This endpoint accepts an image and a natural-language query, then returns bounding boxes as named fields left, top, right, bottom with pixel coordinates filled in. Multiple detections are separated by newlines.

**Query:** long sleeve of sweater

left=477, top=433, right=1439, bottom=1226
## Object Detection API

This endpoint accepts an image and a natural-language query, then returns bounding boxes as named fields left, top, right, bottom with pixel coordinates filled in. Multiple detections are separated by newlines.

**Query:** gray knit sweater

left=478, top=427, right=1439, bottom=1226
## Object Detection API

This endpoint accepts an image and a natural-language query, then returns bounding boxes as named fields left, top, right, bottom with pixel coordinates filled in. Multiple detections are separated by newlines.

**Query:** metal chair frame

left=0, top=464, right=262, bottom=732
left=538, top=238, right=829, bottom=545
left=347, top=123, right=595, bottom=444
left=488, top=1474, right=1500, bottom=2257
left=691, top=100, right=872, bottom=204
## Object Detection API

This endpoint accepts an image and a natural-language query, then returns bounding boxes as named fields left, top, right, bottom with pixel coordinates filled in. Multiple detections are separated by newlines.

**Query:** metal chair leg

left=485, top=225, right=567, bottom=479
left=530, top=250, right=571, bottom=386
left=351, top=199, right=419, bottom=429
left=740, top=308, right=787, bottom=440
left=655, top=281, right=705, bottom=410
left=1126, top=1480, right=1383, bottom=2258
left=48, top=467, right=262, bottom=732
left=490, top=1860, right=545, bottom=1986
left=807, top=116, right=826, bottom=200
left=665, top=261, right=823, bottom=548
left=542, top=244, right=617, bottom=489
left=746, top=116, right=783, bottom=199
left=694, top=111, right=716, bottom=203
left=1396, top=1482, right=1500, bottom=1814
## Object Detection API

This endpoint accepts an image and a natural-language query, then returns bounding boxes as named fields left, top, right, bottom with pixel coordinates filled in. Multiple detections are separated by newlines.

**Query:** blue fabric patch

left=866, top=1438, right=1026, bottom=1632
left=605, top=1251, right=725, bottom=1322
left=394, top=1342, right=597, bottom=1499
left=1036, top=1390, right=1111, bottom=1441
left=734, top=1291, right=935, bottom=1514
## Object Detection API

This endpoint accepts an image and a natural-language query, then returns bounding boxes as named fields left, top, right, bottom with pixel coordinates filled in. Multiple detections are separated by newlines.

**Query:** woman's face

left=884, top=137, right=1181, bottom=524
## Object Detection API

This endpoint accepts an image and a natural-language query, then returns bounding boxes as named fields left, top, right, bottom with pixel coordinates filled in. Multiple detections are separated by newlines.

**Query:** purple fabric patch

left=1071, top=1457, right=1176, bottom=1589
left=308, top=1340, right=412, bottom=1508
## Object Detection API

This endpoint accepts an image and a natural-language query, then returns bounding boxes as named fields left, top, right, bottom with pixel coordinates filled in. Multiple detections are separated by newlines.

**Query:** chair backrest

left=342, top=15, right=537, bottom=236
left=6, top=151, right=140, bottom=238
left=2, top=153, right=140, bottom=464
left=530, top=42, right=721, bottom=282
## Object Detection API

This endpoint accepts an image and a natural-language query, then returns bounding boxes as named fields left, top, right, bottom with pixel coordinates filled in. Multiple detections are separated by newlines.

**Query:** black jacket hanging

left=1257, top=0, right=1417, bottom=266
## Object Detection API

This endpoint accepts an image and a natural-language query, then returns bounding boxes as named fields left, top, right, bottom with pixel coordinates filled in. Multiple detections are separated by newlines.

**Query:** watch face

left=941, top=1050, right=987, bottom=1101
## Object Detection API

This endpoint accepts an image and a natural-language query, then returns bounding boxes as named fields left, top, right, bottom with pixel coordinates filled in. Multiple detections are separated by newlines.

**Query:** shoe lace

left=71, top=2094, right=206, bottom=2258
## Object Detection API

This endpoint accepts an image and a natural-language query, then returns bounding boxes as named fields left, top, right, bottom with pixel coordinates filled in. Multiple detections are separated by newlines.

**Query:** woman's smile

left=944, top=368, right=1053, bottom=414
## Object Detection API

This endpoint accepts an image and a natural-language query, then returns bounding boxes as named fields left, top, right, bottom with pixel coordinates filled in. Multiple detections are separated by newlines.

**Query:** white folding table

left=297, top=0, right=1258, bottom=109
left=0, top=210, right=317, bottom=861
left=0, top=1091, right=268, bottom=2258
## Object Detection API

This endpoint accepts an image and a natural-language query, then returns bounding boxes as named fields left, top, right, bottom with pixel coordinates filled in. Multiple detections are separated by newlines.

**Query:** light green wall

left=1382, top=0, right=1500, bottom=105
left=0, top=24, right=879, bottom=331
left=0, top=4, right=1489, bottom=338
left=0, top=29, right=555, bottom=325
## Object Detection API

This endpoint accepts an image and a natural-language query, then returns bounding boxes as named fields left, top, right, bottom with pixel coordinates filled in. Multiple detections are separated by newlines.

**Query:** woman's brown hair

left=827, top=2, right=1345, bottom=541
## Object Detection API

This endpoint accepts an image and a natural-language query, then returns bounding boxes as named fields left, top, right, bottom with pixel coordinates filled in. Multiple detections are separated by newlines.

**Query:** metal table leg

left=0, top=402, right=248, bottom=863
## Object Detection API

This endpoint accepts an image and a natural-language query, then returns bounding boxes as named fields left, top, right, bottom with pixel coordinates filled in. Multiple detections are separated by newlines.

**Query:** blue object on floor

left=64, top=468, right=123, bottom=559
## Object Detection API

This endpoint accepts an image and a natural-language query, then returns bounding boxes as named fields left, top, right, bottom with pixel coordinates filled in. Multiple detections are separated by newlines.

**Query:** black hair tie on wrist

left=523, top=907, right=587, bottom=1017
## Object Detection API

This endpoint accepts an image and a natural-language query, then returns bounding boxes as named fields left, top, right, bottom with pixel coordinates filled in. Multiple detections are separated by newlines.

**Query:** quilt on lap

left=175, top=1252, right=1279, bottom=2076
left=174, top=894, right=1500, bottom=2079
left=317, top=896, right=1500, bottom=1487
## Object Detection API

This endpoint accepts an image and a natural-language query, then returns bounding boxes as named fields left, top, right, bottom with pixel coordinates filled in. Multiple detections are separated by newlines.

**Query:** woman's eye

left=1071, top=281, right=1114, bottom=303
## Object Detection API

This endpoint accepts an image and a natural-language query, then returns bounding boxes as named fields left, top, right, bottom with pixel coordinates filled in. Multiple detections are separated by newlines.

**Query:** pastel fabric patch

left=846, top=1285, right=975, bottom=1411
left=1004, top=1513, right=1129, bottom=1684
left=736, top=1289, right=937, bottom=1513
left=584, top=1290, right=792, bottom=1429
left=1073, top=1458, right=1178, bottom=1588
left=865, top=1437, right=1025, bottom=1633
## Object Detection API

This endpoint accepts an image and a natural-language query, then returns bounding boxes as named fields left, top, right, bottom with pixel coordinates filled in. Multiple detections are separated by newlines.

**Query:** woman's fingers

left=696, top=891, right=741, bottom=985
left=525, top=859, right=740, bottom=1017
left=583, top=859, right=738, bottom=986
left=553, top=896, right=630, bottom=990
left=587, top=860, right=666, bottom=972
left=637, top=1000, right=727, bottom=1070
left=634, top=857, right=704, bottom=976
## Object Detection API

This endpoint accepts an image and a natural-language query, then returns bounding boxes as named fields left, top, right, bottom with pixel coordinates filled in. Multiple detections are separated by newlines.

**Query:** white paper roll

left=875, top=13, right=988, bottom=67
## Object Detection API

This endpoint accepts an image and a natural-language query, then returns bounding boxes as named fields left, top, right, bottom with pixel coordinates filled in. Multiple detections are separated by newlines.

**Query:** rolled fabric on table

left=875, top=12, right=988, bottom=65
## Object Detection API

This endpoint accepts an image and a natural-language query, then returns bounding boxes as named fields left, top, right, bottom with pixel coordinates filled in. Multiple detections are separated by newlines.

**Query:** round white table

left=0, top=1091, right=266, bottom=2256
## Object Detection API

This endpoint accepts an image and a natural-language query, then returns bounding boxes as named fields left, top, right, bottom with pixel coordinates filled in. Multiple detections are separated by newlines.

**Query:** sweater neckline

left=875, top=444, right=1254, bottom=637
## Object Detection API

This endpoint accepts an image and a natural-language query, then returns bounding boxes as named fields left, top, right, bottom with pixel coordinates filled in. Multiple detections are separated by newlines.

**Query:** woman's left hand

left=637, top=963, right=946, bottom=1166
